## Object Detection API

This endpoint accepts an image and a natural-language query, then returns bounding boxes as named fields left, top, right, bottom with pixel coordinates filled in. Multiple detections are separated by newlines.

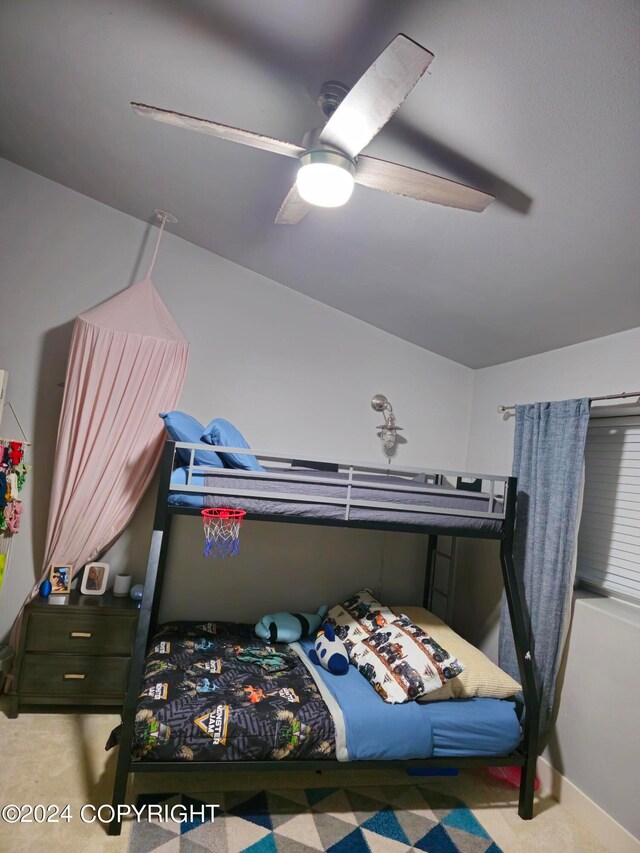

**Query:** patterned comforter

left=124, top=621, right=336, bottom=762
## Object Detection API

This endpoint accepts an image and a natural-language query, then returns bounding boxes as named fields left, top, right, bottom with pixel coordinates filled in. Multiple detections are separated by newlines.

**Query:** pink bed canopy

left=7, top=219, right=188, bottom=664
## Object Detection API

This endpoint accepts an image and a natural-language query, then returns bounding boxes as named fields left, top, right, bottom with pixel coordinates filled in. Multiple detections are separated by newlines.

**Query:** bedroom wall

left=457, top=326, right=640, bottom=838
left=0, top=157, right=474, bottom=640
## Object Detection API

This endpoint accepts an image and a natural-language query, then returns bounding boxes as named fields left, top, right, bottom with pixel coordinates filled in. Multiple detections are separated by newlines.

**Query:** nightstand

left=8, top=589, right=139, bottom=717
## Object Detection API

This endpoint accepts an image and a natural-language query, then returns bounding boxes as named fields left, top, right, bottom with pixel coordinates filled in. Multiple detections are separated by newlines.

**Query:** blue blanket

left=296, top=639, right=521, bottom=761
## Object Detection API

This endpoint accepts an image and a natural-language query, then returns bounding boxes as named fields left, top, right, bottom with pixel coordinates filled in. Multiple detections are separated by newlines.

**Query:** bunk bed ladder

left=108, top=440, right=176, bottom=836
left=424, top=534, right=457, bottom=622
left=423, top=475, right=459, bottom=621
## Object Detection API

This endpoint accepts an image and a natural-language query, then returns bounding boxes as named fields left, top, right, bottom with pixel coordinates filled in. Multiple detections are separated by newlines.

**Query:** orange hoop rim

left=201, top=508, right=246, bottom=521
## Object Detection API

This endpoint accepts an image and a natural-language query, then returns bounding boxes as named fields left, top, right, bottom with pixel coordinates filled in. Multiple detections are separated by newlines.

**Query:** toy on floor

left=308, top=622, right=349, bottom=675
left=487, top=766, right=539, bottom=790
left=255, top=606, right=328, bottom=643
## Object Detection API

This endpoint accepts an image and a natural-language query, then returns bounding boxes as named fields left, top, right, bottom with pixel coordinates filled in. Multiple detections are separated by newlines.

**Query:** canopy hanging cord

left=146, top=216, right=166, bottom=279
left=145, top=210, right=177, bottom=279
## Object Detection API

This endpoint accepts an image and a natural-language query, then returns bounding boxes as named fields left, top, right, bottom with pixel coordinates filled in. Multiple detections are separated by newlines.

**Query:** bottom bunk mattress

left=115, top=621, right=521, bottom=764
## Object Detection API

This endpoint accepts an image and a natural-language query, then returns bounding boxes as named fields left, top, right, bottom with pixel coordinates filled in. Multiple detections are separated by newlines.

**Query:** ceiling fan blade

left=131, top=103, right=304, bottom=159
left=319, top=34, right=433, bottom=159
left=274, top=183, right=312, bottom=224
left=355, top=155, right=494, bottom=212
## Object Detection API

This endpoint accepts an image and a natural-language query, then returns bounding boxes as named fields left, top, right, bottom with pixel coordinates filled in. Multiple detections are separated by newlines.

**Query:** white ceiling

left=1, top=0, right=639, bottom=367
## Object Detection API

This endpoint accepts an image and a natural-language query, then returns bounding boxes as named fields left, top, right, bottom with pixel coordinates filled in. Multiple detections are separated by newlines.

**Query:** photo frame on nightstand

left=80, top=562, right=109, bottom=595
left=49, top=564, right=73, bottom=594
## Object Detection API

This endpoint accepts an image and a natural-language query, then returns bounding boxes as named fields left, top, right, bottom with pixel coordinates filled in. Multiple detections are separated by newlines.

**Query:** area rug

left=127, top=785, right=501, bottom=852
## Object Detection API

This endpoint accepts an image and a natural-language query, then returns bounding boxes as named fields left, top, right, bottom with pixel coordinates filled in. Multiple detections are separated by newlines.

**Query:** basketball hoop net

left=201, top=508, right=246, bottom=558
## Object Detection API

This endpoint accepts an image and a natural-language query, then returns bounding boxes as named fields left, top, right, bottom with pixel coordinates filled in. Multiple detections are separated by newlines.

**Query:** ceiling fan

left=131, top=34, right=494, bottom=224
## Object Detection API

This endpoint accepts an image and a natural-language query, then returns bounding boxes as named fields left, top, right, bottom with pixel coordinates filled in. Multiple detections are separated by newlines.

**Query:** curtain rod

left=497, top=390, right=640, bottom=414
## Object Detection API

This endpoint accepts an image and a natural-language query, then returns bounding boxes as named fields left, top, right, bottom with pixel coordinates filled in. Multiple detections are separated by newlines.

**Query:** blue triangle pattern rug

left=127, top=785, right=501, bottom=852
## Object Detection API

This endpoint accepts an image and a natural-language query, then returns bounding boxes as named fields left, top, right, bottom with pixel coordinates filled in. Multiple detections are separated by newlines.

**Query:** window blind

left=577, top=416, right=640, bottom=602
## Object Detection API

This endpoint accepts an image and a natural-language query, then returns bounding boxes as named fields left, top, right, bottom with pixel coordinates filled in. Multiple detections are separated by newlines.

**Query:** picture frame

left=49, top=564, right=73, bottom=595
left=80, top=562, right=110, bottom=596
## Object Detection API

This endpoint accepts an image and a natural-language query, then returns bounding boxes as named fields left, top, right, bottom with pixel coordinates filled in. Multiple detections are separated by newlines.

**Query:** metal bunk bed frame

left=108, top=440, right=540, bottom=835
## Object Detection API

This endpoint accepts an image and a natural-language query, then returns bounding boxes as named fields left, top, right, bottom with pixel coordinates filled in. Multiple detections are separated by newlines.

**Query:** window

left=577, top=416, right=640, bottom=603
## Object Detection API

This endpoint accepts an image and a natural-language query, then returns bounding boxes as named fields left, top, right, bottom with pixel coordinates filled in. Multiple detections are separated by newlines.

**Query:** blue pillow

left=159, top=411, right=224, bottom=468
left=200, top=418, right=265, bottom=471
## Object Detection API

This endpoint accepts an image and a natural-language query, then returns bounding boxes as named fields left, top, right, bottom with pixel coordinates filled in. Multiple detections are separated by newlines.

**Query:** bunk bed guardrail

left=173, top=441, right=509, bottom=522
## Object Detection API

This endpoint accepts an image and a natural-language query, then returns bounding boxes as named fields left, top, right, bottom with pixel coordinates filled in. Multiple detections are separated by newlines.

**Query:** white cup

left=113, top=574, right=132, bottom=597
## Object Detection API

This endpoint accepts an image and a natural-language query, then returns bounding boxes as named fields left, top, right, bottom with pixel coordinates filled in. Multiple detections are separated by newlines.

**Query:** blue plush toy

left=308, top=622, right=350, bottom=675
left=255, top=606, right=328, bottom=643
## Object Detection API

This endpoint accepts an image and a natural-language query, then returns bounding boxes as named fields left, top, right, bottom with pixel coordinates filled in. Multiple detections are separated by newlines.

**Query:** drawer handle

left=64, top=673, right=86, bottom=680
left=70, top=632, right=92, bottom=638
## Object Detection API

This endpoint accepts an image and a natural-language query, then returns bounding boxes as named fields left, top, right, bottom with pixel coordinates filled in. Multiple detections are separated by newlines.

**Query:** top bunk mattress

left=168, top=466, right=504, bottom=537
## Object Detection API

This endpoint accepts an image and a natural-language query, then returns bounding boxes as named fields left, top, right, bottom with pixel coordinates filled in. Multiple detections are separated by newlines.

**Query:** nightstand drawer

left=26, top=612, right=136, bottom=655
left=20, top=653, right=130, bottom=696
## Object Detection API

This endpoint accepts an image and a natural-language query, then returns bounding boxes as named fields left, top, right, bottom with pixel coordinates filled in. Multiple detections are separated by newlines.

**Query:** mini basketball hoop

left=201, top=508, right=246, bottom=558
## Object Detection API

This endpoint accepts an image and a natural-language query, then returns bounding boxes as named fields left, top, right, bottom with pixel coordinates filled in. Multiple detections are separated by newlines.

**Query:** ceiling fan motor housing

left=317, top=80, right=350, bottom=118
left=298, top=149, right=355, bottom=175
left=301, top=127, right=355, bottom=160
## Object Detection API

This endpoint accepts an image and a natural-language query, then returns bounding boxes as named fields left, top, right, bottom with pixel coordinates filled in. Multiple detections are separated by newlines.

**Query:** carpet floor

left=0, top=706, right=614, bottom=853
left=127, top=785, right=502, bottom=853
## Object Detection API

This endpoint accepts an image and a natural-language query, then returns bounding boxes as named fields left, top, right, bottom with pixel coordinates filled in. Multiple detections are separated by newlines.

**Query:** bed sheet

left=421, top=696, right=521, bottom=757
left=296, top=638, right=521, bottom=760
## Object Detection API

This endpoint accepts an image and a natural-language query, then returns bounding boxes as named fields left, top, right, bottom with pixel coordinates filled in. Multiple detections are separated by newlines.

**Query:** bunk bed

left=107, top=440, right=540, bottom=835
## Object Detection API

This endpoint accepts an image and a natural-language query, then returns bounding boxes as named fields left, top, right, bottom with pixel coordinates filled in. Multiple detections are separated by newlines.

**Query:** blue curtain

left=499, top=398, right=591, bottom=738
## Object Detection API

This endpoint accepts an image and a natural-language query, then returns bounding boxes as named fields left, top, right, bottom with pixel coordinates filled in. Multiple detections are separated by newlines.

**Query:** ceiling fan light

left=296, top=150, right=355, bottom=208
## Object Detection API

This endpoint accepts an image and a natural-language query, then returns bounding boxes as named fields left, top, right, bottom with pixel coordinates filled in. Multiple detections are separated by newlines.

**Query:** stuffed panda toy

left=255, top=606, right=328, bottom=643
left=308, top=622, right=349, bottom=675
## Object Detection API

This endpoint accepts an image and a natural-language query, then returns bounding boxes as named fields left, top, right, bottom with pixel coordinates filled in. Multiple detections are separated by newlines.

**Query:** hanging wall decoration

left=0, top=395, right=31, bottom=592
